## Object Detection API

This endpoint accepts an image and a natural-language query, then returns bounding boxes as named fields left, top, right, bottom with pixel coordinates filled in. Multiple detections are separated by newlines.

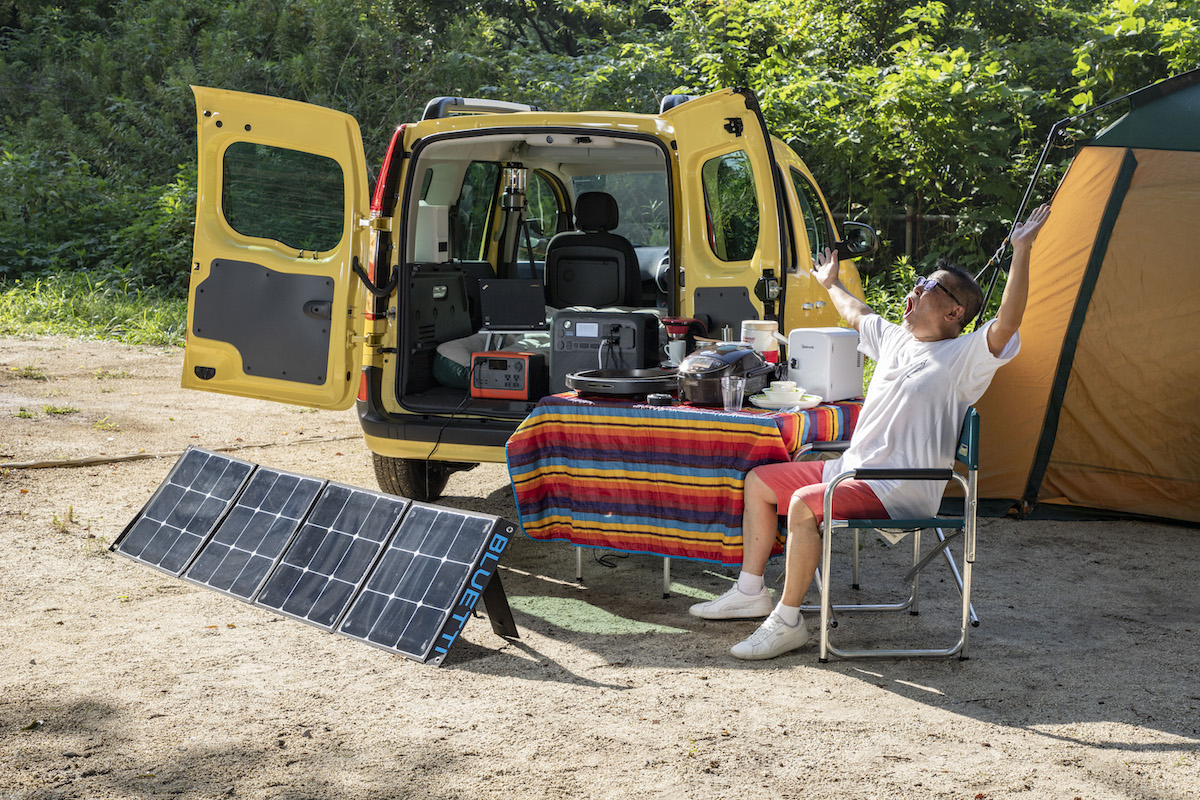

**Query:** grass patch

left=52, top=506, right=77, bottom=533
left=0, top=272, right=186, bottom=346
left=92, top=368, right=133, bottom=380
left=14, top=407, right=36, bottom=418
left=10, top=363, right=49, bottom=380
left=93, top=415, right=120, bottom=431
left=42, top=404, right=79, bottom=415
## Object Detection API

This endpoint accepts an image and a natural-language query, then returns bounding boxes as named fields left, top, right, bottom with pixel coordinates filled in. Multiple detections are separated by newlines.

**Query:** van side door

left=661, top=89, right=787, bottom=333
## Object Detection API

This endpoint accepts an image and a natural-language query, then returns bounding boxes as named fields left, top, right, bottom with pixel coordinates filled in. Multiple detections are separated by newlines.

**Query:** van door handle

left=304, top=300, right=332, bottom=320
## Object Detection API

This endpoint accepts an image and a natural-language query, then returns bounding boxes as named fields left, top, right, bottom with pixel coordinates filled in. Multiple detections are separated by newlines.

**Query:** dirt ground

left=1, top=335, right=1198, bottom=800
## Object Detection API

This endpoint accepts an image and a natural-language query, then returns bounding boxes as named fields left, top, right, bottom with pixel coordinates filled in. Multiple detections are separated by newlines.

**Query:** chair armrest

left=809, top=440, right=850, bottom=453
left=851, top=468, right=954, bottom=481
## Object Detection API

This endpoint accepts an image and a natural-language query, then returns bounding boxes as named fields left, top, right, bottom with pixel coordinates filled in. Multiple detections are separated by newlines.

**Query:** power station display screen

left=575, top=322, right=599, bottom=338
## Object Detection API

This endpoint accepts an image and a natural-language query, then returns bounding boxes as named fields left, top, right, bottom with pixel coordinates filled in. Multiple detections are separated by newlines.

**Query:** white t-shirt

left=821, top=314, right=1020, bottom=518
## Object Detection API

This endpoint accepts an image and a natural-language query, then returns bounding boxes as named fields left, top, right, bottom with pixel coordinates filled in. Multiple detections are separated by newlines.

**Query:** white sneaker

left=730, top=611, right=810, bottom=660
left=688, top=585, right=773, bottom=620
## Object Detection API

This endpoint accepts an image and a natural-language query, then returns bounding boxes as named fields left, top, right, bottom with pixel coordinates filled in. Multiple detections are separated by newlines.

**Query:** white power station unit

left=786, top=327, right=864, bottom=402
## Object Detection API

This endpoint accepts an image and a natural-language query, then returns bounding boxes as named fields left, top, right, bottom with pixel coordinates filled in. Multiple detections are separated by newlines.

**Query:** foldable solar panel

left=113, top=449, right=254, bottom=575
left=113, top=448, right=518, bottom=666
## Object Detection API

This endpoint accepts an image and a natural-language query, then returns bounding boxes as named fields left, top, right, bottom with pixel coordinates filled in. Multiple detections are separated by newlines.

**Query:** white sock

left=737, top=571, right=764, bottom=595
left=774, top=602, right=802, bottom=627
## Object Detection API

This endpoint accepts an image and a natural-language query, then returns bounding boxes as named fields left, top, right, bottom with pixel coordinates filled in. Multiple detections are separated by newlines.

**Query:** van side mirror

left=834, top=221, right=879, bottom=260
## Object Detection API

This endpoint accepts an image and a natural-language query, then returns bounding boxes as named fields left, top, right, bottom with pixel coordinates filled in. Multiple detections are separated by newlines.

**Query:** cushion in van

left=433, top=331, right=552, bottom=388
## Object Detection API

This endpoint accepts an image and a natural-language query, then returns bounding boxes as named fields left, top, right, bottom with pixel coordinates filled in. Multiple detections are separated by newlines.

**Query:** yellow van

left=183, top=86, right=877, bottom=500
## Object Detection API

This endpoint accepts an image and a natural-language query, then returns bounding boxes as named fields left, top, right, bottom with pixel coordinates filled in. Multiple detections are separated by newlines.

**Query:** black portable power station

left=549, top=311, right=660, bottom=392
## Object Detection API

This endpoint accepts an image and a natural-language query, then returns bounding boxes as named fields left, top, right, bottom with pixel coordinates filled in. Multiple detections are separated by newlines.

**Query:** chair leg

left=819, top=524, right=977, bottom=661
left=851, top=528, right=861, bottom=590
left=958, top=536, right=975, bottom=660
left=910, top=529, right=921, bottom=616
left=819, top=516, right=834, bottom=662
left=937, top=528, right=978, bottom=626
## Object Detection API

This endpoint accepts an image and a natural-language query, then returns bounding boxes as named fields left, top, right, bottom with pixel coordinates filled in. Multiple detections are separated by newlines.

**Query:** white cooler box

left=786, top=327, right=864, bottom=402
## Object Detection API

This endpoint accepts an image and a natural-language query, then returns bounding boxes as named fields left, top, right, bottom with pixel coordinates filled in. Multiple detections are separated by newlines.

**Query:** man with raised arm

left=689, top=204, right=1052, bottom=660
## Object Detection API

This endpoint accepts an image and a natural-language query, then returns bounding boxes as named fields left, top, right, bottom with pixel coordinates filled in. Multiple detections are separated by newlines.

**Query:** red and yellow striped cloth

left=506, top=394, right=861, bottom=565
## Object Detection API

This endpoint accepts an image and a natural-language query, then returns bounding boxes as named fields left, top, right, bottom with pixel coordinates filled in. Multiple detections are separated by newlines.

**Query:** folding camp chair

left=803, top=407, right=981, bottom=662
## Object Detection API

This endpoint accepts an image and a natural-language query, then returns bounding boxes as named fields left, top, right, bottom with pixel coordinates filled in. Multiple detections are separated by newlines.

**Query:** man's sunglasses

left=915, top=277, right=962, bottom=307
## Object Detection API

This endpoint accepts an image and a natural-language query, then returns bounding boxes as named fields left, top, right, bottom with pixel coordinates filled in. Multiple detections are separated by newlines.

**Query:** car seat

left=544, top=192, right=641, bottom=308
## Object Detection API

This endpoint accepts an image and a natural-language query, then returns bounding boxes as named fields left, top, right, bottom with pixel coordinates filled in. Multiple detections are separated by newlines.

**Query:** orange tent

left=976, top=69, right=1200, bottom=522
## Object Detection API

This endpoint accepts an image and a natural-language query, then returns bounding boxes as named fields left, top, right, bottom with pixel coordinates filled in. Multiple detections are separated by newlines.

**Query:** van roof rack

left=422, top=97, right=541, bottom=120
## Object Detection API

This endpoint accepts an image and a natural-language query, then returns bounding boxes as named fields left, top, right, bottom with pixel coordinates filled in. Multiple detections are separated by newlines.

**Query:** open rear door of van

left=183, top=86, right=369, bottom=410
left=660, top=88, right=787, bottom=331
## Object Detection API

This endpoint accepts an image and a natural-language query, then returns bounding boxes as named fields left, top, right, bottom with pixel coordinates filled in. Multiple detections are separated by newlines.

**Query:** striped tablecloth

left=505, top=393, right=861, bottom=565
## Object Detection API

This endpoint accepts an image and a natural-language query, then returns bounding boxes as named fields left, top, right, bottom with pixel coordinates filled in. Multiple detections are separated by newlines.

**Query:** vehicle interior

left=391, top=130, right=675, bottom=416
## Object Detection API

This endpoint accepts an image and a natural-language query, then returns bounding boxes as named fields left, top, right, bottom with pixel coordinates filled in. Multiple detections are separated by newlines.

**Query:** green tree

left=1, top=0, right=1196, bottom=296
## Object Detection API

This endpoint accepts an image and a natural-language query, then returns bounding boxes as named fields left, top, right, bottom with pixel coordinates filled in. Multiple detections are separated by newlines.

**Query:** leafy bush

left=863, top=255, right=919, bottom=326
left=0, top=147, right=134, bottom=277
left=1, top=0, right=1197, bottom=314
left=98, top=164, right=197, bottom=295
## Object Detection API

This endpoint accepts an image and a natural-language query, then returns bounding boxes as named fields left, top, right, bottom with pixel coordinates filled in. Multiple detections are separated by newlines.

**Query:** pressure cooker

left=676, top=342, right=777, bottom=406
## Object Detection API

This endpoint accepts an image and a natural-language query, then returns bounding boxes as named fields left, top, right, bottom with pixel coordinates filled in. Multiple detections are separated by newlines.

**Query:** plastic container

left=740, top=320, right=780, bottom=363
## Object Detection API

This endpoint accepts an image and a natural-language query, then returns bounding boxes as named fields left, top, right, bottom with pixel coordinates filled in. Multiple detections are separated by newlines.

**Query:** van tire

left=372, top=455, right=457, bottom=502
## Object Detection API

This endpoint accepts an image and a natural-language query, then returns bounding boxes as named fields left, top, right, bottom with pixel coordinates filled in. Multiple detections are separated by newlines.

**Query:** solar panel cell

left=113, top=448, right=254, bottom=575
left=396, top=603, right=445, bottom=654
left=253, top=486, right=408, bottom=629
left=183, top=468, right=324, bottom=600
left=305, top=575, right=355, bottom=628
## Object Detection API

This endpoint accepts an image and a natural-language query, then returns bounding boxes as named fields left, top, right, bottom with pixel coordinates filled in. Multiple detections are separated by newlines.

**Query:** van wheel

left=372, top=455, right=461, bottom=502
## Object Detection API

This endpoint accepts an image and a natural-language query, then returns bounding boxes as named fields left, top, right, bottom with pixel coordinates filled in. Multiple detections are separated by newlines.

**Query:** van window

left=222, top=142, right=344, bottom=252
left=702, top=151, right=759, bottom=261
left=455, top=162, right=500, bottom=260
left=789, top=168, right=833, bottom=257
left=570, top=173, right=669, bottom=247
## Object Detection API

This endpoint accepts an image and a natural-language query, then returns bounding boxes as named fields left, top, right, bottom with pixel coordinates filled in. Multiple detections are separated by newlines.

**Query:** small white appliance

left=786, top=327, right=864, bottom=402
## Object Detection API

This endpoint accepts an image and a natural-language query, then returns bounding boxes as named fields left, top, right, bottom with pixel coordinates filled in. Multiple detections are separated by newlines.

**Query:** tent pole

left=971, top=118, right=1069, bottom=327
left=975, top=76, right=1160, bottom=294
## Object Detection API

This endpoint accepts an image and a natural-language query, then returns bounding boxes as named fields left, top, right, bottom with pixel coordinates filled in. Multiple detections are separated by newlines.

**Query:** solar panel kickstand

left=480, top=571, right=519, bottom=639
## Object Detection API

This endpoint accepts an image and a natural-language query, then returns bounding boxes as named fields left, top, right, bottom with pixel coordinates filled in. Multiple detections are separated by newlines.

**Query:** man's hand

left=810, top=246, right=872, bottom=331
left=988, top=202, right=1051, bottom=356
left=1010, top=203, right=1051, bottom=251
left=811, top=246, right=840, bottom=290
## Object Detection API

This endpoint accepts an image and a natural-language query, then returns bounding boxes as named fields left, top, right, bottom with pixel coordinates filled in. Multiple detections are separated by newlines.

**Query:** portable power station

left=550, top=311, right=660, bottom=392
left=470, top=351, right=548, bottom=400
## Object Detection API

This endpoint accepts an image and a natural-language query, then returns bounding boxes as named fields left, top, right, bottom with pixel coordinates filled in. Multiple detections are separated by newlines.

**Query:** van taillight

left=357, top=371, right=369, bottom=402
left=370, top=125, right=406, bottom=214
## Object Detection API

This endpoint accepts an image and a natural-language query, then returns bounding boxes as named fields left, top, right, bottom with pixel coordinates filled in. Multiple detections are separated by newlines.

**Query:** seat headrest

left=574, top=192, right=619, bottom=233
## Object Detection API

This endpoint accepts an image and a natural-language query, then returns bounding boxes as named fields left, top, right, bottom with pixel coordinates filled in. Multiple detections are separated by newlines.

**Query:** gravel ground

left=2, top=335, right=1198, bottom=800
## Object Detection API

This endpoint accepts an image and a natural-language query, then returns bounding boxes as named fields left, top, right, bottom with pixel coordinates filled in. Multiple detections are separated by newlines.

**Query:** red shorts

left=754, top=460, right=889, bottom=525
